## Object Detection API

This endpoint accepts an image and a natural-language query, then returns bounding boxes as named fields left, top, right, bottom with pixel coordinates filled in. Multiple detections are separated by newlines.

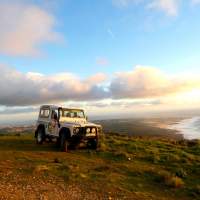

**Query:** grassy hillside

left=0, top=133, right=200, bottom=200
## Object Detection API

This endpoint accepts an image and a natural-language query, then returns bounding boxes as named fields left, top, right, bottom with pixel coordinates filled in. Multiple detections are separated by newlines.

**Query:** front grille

left=75, top=127, right=97, bottom=137
left=85, top=127, right=97, bottom=134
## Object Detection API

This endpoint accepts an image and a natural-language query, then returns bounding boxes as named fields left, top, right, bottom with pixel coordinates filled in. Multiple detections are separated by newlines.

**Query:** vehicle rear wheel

left=36, top=128, right=45, bottom=144
left=60, top=134, right=69, bottom=152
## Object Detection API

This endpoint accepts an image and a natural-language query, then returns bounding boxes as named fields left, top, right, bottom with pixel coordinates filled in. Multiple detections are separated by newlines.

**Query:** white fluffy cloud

left=0, top=64, right=108, bottom=106
left=110, top=66, right=200, bottom=98
left=1, top=64, right=200, bottom=107
left=0, top=2, right=61, bottom=56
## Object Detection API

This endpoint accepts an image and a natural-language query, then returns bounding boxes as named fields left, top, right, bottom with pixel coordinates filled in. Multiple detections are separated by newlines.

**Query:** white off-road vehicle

left=35, top=105, right=102, bottom=152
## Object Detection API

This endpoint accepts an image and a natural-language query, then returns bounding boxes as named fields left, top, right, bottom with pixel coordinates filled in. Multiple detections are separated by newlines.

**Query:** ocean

left=169, top=116, right=200, bottom=140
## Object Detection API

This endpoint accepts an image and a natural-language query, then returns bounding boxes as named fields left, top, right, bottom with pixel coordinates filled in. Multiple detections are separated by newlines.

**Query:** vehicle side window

left=40, top=108, right=50, bottom=118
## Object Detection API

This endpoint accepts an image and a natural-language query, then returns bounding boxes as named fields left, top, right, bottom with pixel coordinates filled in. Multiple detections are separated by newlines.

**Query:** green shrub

left=182, top=152, right=196, bottom=162
left=193, top=185, right=200, bottom=195
left=168, top=154, right=181, bottom=162
left=113, top=151, right=130, bottom=160
left=175, top=168, right=187, bottom=178
left=145, top=151, right=160, bottom=163
left=98, top=142, right=108, bottom=152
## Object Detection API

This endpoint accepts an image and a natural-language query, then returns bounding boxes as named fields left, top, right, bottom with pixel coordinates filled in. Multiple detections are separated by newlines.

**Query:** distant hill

left=0, top=125, right=34, bottom=135
left=94, top=118, right=184, bottom=139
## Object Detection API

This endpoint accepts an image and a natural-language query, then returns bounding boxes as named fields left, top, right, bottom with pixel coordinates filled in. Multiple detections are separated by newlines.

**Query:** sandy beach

left=168, top=116, right=200, bottom=140
left=143, top=116, right=200, bottom=140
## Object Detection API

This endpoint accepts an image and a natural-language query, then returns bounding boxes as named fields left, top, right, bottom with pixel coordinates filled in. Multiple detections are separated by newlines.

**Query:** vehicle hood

left=59, top=118, right=101, bottom=127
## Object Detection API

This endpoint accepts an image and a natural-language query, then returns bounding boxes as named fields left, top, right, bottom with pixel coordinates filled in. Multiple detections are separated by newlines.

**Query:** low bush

left=155, top=170, right=184, bottom=188
left=165, top=176, right=185, bottom=188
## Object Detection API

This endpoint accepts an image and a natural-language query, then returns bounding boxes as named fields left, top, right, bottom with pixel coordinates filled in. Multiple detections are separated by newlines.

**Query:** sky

left=1, top=0, right=200, bottom=123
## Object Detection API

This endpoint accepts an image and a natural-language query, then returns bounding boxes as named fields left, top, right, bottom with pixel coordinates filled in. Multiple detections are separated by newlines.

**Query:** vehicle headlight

left=86, top=128, right=90, bottom=133
left=73, top=127, right=80, bottom=134
left=91, top=128, right=96, bottom=133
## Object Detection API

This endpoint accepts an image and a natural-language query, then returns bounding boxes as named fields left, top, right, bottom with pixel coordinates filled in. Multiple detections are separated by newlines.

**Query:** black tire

left=60, top=134, right=69, bottom=152
left=56, top=137, right=61, bottom=147
left=36, top=128, right=45, bottom=144
left=87, top=139, right=98, bottom=150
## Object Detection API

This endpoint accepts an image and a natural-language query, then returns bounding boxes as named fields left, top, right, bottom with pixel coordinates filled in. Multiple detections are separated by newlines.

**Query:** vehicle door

left=48, top=109, right=59, bottom=135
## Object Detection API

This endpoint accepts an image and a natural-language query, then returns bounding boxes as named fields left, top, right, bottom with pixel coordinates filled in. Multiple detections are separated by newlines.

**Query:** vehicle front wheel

left=36, top=128, right=45, bottom=144
left=56, top=137, right=61, bottom=147
left=60, top=134, right=69, bottom=152
left=87, top=139, right=98, bottom=150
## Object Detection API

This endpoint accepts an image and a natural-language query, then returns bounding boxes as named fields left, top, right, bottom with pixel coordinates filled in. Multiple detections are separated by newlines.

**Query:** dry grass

left=0, top=132, right=199, bottom=200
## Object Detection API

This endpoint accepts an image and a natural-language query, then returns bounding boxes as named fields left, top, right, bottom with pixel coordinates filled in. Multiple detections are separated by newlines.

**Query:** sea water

left=169, top=116, right=200, bottom=140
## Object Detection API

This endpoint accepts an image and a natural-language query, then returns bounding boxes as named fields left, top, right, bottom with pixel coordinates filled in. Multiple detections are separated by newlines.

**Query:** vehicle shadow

left=0, top=136, right=90, bottom=152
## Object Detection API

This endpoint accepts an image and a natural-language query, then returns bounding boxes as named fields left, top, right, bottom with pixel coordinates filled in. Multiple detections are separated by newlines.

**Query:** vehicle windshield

left=60, top=109, right=85, bottom=118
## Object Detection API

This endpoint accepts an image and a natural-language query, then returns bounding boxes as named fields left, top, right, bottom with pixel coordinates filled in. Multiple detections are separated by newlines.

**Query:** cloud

left=113, top=0, right=182, bottom=16
left=107, top=29, right=115, bottom=39
left=0, top=64, right=200, bottom=107
left=0, top=106, right=38, bottom=115
left=0, top=2, right=62, bottom=56
left=86, top=99, right=162, bottom=108
left=110, top=66, right=200, bottom=99
left=147, top=0, right=179, bottom=16
left=0, top=64, right=108, bottom=106
left=191, top=0, right=200, bottom=4
left=112, top=0, right=142, bottom=7
left=96, top=57, right=109, bottom=66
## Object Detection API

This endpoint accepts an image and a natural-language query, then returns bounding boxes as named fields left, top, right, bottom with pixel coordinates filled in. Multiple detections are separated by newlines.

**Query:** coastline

left=1, top=116, right=200, bottom=140
left=146, top=116, right=200, bottom=140
left=167, top=116, right=200, bottom=140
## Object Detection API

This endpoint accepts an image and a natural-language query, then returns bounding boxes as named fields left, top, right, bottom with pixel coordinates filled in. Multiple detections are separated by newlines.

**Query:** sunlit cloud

left=0, top=64, right=108, bottom=106
left=0, top=64, right=200, bottom=108
left=0, top=2, right=62, bottom=56
left=110, top=66, right=200, bottom=99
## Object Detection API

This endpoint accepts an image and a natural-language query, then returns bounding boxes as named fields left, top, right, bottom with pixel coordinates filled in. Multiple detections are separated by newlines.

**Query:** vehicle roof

left=40, top=105, right=59, bottom=109
left=40, top=105, right=84, bottom=111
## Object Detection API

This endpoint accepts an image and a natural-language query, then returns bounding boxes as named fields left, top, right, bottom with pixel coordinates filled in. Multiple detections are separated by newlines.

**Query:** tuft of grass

left=175, top=168, right=187, bottom=178
left=165, top=176, right=185, bottom=188
left=155, top=170, right=185, bottom=188
left=113, top=151, right=131, bottom=160
left=34, top=165, right=49, bottom=173
left=53, top=158, right=61, bottom=163
left=193, top=185, right=200, bottom=195
left=98, top=142, right=108, bottom=152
